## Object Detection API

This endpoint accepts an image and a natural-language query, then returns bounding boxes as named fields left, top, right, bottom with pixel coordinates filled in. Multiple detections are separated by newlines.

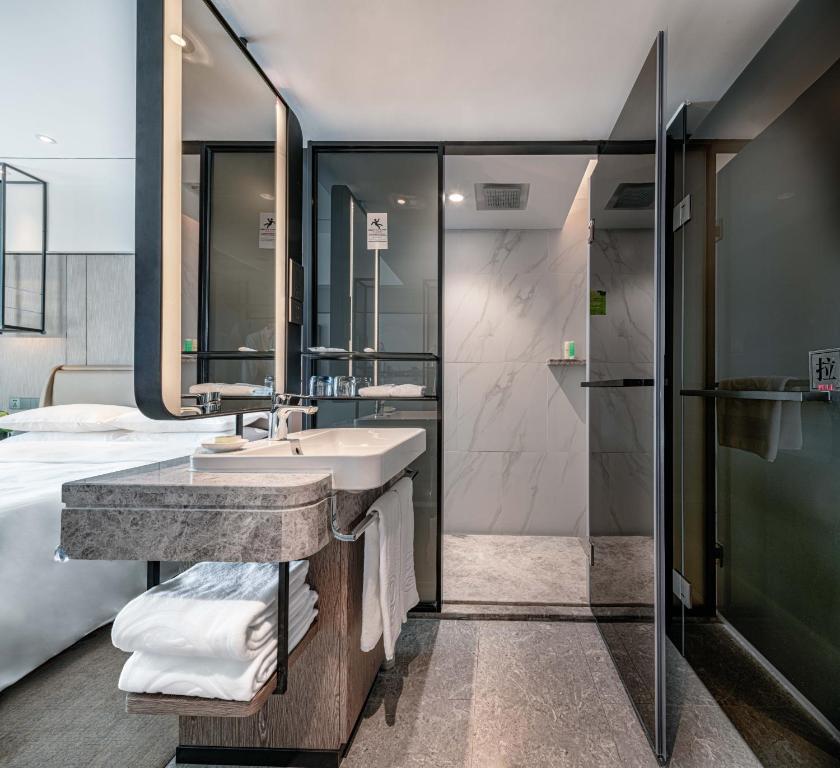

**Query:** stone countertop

left=63, top=458, right=331, bottom=510
left=61, top=459, right=334, bottom=563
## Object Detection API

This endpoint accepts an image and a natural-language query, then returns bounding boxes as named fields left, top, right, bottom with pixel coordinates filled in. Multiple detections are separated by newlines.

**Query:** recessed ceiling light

left=259, top=192, right=275, bottom=201
left=396, top=197, right=406, bottom=205
left=36, top=133, right=57, bottom=144
left=447, top=192, right=464, bottom=203
left=169, top=33, right=188, bottom=47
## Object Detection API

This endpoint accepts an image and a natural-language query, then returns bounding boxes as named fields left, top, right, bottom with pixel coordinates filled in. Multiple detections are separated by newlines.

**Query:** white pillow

left=6, top=430, right=135, bottom=443
left=111, top=408, right=264, bottom=433
left=0, top=404, right=134, bottom=433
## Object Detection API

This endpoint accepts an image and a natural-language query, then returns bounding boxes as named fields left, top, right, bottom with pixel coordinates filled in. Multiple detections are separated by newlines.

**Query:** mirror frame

left=135, top=0, right=302, bottom=419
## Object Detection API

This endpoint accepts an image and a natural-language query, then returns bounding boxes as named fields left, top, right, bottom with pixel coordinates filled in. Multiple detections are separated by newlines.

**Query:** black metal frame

left=309, top=142, right=445, bottom=612
left=308, top=139, right=659, bottom=616
left=134, top=0, right=302, bottom=419
left=191, top=140, right=275, bottom=382
left=0, top=162, right=48, bottom=334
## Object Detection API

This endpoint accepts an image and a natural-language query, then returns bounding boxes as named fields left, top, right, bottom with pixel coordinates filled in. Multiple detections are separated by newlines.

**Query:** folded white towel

left=360, top=478, right=419, bottom=660
left=118, top=604, right=318, bottom=701
left=308, top=346, right=347, bottom=352
left=189, top=382, right=265, bottom=397
left=357, top=384, right=426, bottom=398
left=112, top=561, right=309, bottom=661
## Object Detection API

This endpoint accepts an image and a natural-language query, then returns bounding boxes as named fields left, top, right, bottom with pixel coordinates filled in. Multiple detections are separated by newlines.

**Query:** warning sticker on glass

left=590, top=289, right=606, bottom=316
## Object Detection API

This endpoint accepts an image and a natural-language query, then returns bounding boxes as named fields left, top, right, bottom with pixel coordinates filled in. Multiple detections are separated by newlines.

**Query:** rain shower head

left=474, top=182, right=530, bottom=211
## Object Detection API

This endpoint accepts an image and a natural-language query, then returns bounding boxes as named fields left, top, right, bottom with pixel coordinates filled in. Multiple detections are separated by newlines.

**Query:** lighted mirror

left=135, top=0, right=303, bottom=418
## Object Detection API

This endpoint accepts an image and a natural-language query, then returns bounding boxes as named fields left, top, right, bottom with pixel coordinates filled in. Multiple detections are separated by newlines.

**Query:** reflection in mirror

left=136, top=0, right=302, bottom=418
left=0, top=163, right=47, bottom=333
left=178, top=0, right=279, bottom=416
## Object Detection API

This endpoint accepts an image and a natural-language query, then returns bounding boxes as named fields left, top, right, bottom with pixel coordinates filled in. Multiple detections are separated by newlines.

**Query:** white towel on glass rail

left=360, top=477, right=419, bottom=660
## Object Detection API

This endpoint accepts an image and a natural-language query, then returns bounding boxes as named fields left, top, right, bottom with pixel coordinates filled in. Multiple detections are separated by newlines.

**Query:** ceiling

left=214, top=0, right=797, bottom=142
left=444, top=155, right=593, bottom=230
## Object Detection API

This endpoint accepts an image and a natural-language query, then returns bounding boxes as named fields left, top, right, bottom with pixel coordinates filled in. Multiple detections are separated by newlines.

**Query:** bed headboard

left=40, top=365, right=136, bottom=408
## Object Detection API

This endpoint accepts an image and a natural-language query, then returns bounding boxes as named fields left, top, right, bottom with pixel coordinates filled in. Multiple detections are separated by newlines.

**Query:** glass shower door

left=587, top=33, right=668, bottom=761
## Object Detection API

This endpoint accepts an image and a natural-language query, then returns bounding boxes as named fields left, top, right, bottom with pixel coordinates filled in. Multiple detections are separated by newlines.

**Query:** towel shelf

left=330, top=468, right=419, bottom=543
left=680, top=388, right=835, bottom=402
left=123, top=618, right=320, bottom=718
left=581, top=379, right=654, bottom=388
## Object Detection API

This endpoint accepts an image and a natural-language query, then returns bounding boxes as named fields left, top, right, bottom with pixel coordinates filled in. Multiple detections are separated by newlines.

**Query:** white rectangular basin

left=191, top=427, right=426, bottom=491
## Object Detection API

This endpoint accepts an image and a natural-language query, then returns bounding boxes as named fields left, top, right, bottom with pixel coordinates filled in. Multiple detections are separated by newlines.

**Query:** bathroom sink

left=190, top=427, right=426, bottom=491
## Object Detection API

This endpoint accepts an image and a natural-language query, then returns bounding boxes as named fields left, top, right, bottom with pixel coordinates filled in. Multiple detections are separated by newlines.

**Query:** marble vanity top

left=61, top=459, right=333, bottom=563
left=64, top=458, right=331, bottom=509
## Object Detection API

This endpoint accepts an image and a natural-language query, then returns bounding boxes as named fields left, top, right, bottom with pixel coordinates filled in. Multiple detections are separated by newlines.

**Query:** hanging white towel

left=717, top=377, right=803, bottom=462
left=393, top=477, right=420, bottom=617
left=112, top=561, right=309, bottom=661
left=118, top=602, right=318, bottom=701
left=360, top=478, right=419, bottom=660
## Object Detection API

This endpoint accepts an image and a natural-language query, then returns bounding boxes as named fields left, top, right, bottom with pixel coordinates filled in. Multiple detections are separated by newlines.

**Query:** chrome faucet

left=268, top=395, right=318, bottom=441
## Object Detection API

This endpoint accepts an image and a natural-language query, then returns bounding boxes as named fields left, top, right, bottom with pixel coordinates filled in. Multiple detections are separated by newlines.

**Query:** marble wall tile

left=499, top=268, right=587, bottom=363
left=442, top=364, right=459, bottom=449
left=456, top=361, right=546, bottom=452
left=443, top=272, right=506, bottom=363
left=591, top=227, right=655, bottom=276
left=498, top=451, right=587, bottom=536
left=445, top=229, right=549, bottom=275
left=589, top=453, right=654, bottom=536
left=443, top=214, right=590, bottom=535
left=443, top=450, right=503, bottom=533
left=589, top=271, right=655, bottom=364
left=547, top=365, right=587, bottom=453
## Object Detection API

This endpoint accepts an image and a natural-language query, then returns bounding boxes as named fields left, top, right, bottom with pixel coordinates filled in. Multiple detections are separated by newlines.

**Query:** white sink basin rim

left=190, top=427, right=426, bottom=491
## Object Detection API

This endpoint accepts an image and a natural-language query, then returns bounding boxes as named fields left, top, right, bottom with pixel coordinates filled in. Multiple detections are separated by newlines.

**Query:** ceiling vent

left=606, top=182, right=655, bottom=210
left=474, top=183, right=530, bottom=211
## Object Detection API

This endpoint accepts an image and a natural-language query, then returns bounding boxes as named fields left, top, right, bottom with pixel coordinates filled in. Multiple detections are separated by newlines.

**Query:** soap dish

left=200, top=437, right=248, bottom=453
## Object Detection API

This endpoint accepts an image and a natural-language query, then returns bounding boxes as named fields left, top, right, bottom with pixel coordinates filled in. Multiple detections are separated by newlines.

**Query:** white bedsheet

left=0, top=432, right=217, bottom=692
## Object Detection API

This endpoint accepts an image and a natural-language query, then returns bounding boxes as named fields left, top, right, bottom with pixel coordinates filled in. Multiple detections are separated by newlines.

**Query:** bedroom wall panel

left=65, top=255, right=88, bottom=365
left=85, top=255, right=134, bottom=365
left=0, top=253, right=134, bottom=410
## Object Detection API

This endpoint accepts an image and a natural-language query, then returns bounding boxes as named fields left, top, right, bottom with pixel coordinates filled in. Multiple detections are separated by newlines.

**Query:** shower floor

left=442, top=534, right=589, bottom=606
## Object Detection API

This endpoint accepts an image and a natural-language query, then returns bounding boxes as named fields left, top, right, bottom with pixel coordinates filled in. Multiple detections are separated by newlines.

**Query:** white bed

left=0, top=366, right=243, bottom=692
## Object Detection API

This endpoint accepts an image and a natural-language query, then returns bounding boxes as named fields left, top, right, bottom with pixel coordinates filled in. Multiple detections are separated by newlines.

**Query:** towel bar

left=330, top=467, right=418, bottom=543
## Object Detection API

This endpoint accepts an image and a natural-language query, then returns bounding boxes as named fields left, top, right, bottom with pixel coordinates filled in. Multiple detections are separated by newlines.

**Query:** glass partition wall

left=587, top=34, right=668, bottom=760
left=310, top=147, right=442, bottom=606
left=669, top=2, right=840, bottom=764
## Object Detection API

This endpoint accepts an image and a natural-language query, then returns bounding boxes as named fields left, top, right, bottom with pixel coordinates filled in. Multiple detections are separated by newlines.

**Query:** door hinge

left=588, top=219, right=595, bottom=244
left=589, top=542, right=595, bottom=567
left=714, top=542, right=724, bottom=566
left=672, top=569, right=692, bottom=609
left=673, top=194, right=691, bottom=231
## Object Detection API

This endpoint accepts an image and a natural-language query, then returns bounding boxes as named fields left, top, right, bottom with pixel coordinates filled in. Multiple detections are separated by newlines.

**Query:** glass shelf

left=303, top=351, right=439, bottom=362
left=581, top=379, right=654, bottom=388
left=300, top=395, right=438, bottom=402
left=181, top=350, right=274, bottom=360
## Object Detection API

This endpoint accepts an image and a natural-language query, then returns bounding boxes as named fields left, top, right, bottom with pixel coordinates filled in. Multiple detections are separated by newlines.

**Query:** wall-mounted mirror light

left=135, top=0, right=303, bottom=419
left=0, top=162, right=48, bottom=334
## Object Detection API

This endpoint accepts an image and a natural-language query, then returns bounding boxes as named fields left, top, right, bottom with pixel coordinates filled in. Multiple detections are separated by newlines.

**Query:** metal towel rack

left=330, top=467, right=418, bottom=543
